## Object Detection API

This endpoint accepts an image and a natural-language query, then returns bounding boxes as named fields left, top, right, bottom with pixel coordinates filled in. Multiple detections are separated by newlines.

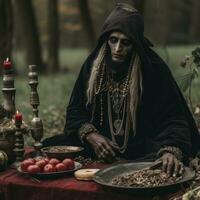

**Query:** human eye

left=109, top=36, right=118, bottom=44
left=122, top=39, right=131, bottom=46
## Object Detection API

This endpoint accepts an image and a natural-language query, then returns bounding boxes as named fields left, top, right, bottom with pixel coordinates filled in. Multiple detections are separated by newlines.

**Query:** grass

left=0, top=46, right=200, bottom=140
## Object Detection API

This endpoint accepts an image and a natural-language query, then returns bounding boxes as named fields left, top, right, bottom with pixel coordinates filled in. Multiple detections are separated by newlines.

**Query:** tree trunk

left=77, top=0, right=96, bottom=49
left=189, top=0, right=200, bottom=43
left=13, top=0, right=44, bottom=72
left=47, top=0, right=59, bottom=73
left=145, top=0, right=171, bottom=45
left=0, top=0, right=13, bottom=75
left=132, top=0, right=145, bottom=14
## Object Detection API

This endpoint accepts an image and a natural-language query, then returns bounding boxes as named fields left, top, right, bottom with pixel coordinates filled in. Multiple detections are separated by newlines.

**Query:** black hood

left=88, top=3, right=153, bottom=68
left=100, top=4, right=145, bottom=45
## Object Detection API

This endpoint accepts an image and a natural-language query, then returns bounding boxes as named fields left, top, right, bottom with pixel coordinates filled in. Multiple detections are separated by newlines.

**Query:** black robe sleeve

left=153, top=65, right=191, bottom=155
left=63, top=62, right=92, bottom=143
left=142, top=50, right=199, bottom=158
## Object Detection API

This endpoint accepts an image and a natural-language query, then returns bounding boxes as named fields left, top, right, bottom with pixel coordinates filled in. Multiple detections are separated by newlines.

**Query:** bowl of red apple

left=18, top=157, right=82, bottom=179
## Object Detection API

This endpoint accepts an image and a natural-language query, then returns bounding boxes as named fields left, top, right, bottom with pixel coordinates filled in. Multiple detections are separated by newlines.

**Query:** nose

left=115, top=41, right=122, bottom=52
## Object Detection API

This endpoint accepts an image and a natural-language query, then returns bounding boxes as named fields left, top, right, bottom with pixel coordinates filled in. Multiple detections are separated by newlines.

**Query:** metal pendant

left=112, top=92, right=123, bottom=114
left=114, top=119, right=124, bottom=135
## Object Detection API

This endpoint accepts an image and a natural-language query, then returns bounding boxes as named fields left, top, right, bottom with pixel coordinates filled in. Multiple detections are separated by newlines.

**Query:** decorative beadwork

left=79, top=123, right=98, bottom=143
left=157, top=146, right=183, bottom=160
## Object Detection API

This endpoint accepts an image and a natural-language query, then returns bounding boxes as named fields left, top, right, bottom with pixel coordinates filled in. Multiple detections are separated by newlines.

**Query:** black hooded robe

left=43, top=4, right=200, bottom=161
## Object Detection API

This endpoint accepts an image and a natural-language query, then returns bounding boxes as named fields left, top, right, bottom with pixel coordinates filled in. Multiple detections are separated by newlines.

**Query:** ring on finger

left=102, top=149, right=108, bottom=154
left=100, top=152, right=106, bottom=157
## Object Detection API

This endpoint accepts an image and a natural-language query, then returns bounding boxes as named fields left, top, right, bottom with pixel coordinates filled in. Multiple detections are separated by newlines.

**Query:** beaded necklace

left=107, top=65, right=132, bottom=153
left=94, top=60, right=132, bottom=153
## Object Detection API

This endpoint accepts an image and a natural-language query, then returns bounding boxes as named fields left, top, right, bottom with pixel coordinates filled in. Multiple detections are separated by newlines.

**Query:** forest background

left=0, top=0, right=199, bottom=144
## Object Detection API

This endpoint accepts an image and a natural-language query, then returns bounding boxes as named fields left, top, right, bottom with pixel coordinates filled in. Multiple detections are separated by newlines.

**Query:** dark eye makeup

left=122, top=39, right=131, bottom=46
left=109, top=36, right=118, bottom=44
left=109, top=36, right=131, bottom=46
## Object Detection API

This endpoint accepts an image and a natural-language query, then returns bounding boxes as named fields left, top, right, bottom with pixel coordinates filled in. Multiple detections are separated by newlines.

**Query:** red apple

left=35, top=160, right=46, bottom=169
left=62, top=159, right=75, bottom=170
left=26, top=158, right=36, bottom=163
left=27, top=164, right=41, bottom=174
left=55, top=163, right=67, bottom=172
left=49, top=158, right=60, bottom=166
left=21, top=159, right=35, bottom=172
left=44, top=158, right=49, bottom=164
left=43, top=164, right=56, bottom=173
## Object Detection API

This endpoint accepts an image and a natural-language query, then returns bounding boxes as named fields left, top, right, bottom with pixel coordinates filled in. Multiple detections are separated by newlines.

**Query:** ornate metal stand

left=2, top=58, right=16, bottom=118
left=28, top=65, right=43, bottom=157
left=0, top=60, right=44, bottom=167
left=0, top=59, right=27, bottom=168
left=12, top=117, right=24, bottom=168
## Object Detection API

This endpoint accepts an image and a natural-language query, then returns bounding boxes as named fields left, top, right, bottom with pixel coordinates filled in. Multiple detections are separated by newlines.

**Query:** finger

left=167, top=157, right=174, bottom=177
left=101, top=145, right=115, bottom=162
left=96, top=148, right=102, bottom=159
left=99, top=149, right=113, bottom=162
left=103, top=142, right=116, bottom=157
left=155, top=158, right=162, bottom=163
left=109, top=141, right=119, bottom=150
left=92, top=142, right=100, bottom=157
left=98, top=150, right=107, bottom=160
left=172, top=158, right=179, bottom=177
left=97, top=142, right=104, bottom=151
left=179, top=162, right=184, bottom=175
left=95, top=143, right=105, bottom=159
left=97, top=141, right=115, bottom=161
left=96, top=149, right=102, bottom=159
left=162, top=158, right=168, bottom=173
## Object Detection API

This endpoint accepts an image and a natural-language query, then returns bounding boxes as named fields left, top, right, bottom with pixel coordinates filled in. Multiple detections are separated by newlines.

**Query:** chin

left=112, top=58, right=125, bottom=64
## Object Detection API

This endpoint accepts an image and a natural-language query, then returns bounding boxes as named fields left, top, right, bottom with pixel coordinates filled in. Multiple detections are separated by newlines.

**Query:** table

left=0, top=161, right=184, bottom=200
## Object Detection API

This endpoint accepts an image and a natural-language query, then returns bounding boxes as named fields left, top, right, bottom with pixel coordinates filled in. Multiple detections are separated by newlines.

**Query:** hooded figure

left=43, top=3, right=200, bottom=174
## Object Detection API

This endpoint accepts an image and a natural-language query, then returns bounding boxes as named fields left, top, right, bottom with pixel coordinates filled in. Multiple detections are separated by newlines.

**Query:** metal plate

left=17, top=161, right=82, bottom=179
left=93, top=162, right=195, bottom=194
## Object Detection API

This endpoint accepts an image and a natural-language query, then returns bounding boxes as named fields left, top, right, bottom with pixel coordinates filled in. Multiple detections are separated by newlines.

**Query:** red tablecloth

left=0, top=163, right=184, bottom=200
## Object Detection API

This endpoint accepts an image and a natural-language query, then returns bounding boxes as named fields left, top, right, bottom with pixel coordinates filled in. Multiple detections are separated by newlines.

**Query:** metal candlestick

left=1, top=59, right=33, bottom=166
left=2, top=59, right=16, bottom=118
left=28, top=65, right=43, bottom=157
left=13, top=119, right=24, bottom=168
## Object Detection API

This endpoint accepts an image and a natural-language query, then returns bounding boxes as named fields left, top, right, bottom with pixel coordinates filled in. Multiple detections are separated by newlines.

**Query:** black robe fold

left=44, top=4, right=200, bottom=160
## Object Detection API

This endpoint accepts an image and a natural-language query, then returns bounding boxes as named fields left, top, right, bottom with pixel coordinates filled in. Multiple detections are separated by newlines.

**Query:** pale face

left=108, top=32, right=133, bottom=64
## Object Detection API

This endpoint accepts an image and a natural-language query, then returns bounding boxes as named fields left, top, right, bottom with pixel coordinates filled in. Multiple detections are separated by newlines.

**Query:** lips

left=113, top=54, right=123, bottom=59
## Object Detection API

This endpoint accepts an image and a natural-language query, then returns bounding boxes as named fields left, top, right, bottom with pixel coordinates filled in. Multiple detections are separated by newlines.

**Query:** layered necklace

left=94, top=61, right=132, bottom=153
left=107, top=66, right=132, bottom=153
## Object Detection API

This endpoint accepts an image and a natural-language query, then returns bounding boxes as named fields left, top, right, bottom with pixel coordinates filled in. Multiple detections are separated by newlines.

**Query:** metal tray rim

left=93, top=162, right=195, bottom=190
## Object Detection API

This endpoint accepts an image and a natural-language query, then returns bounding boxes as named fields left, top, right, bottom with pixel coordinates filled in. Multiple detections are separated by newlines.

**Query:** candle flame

left=6, top=57, right=9, bottom=62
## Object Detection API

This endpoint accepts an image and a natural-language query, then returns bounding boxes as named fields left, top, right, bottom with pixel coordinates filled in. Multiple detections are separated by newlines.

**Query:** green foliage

left=178, top=47, right=200, bottom=97
left=192, top=47, right=200, bottom=67
left=176, top=47, right=200, bottom=127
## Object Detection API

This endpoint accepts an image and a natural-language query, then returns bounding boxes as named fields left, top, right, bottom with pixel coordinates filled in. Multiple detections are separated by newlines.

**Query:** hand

left=86, top=132, right=116, bottom=162
left=157, top=152, right=184, bottom=177
left=189, top=157, right=200, bottom=171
